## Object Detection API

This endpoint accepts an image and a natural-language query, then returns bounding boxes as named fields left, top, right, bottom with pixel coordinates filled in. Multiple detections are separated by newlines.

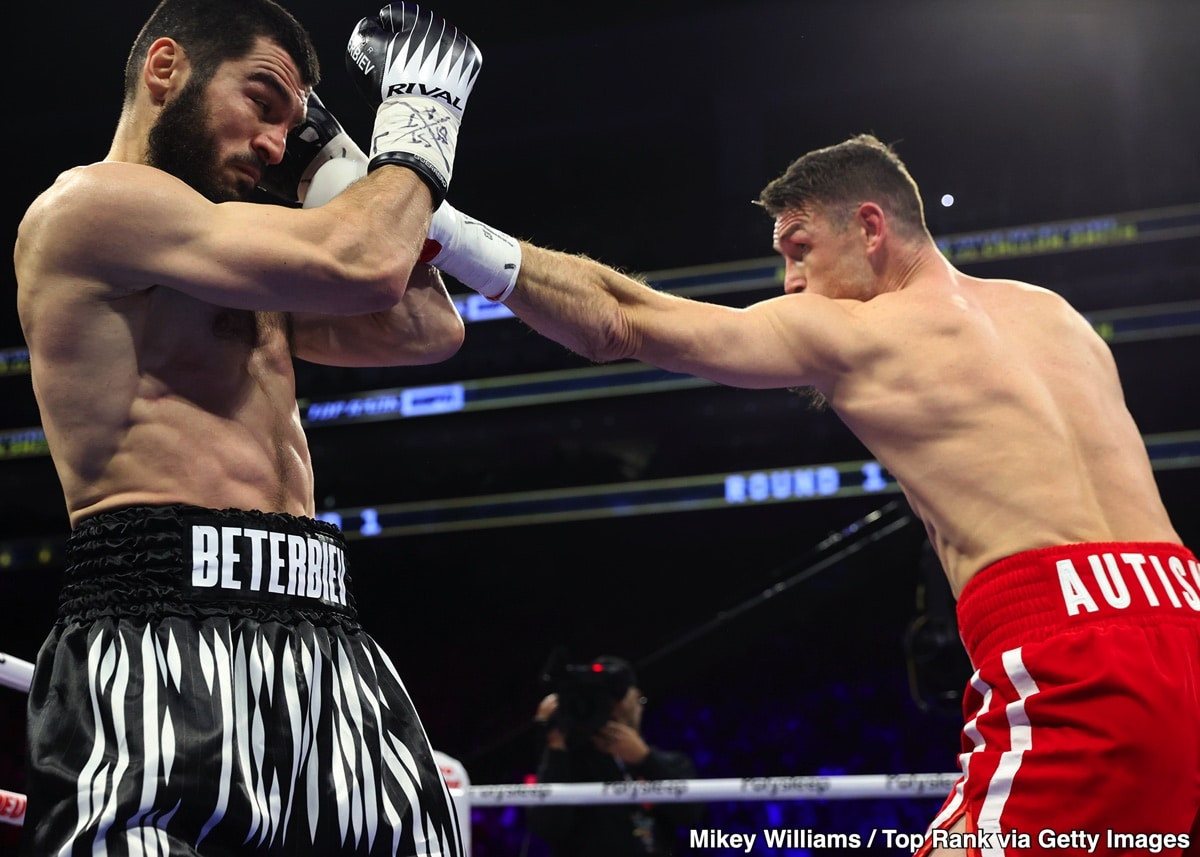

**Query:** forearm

left=260, top=167, right=432, bottom=314
left=257, top=92, right=432, bottom=305
left=426, top=203, right=694, bottom=366
left=320, top=167, right=432, bottom=276
left=263, top=0, right=482, bottom=307
left=291, top=265, right=462, bottom=366
left=503, top=243, right=646, bottom=364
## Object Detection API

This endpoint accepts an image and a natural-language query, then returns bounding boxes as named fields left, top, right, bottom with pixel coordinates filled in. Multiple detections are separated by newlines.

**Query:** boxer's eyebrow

left=247, top=71, right=306, bottom=124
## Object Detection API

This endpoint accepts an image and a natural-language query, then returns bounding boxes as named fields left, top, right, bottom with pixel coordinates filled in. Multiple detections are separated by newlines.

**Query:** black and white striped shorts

left=22, top=505, right=462, bottom=857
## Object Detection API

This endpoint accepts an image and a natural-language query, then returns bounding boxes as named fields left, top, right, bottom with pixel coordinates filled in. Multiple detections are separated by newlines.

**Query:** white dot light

left=940, top=194, right=955, bottom=208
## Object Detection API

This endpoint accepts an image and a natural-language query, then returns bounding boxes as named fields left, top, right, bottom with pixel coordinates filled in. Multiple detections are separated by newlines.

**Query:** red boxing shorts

left=919, top=542, right=1200, bottom=857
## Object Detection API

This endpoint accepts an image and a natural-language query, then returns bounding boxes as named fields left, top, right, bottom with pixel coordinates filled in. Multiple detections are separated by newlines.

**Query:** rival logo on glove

left=385, top=81, right=462, bottom=108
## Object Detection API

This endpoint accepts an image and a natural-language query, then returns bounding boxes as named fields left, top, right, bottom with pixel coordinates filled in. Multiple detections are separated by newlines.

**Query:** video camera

left=540, top=652, right=635, bottom=738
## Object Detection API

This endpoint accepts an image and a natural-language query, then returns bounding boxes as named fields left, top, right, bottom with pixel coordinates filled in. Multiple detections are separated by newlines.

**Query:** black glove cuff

left=367, top=152, right=446, bottom=208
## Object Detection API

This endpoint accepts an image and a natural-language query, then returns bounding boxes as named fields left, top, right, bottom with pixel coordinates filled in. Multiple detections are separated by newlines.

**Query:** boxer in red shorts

left=917, top=542, right=1200, bottom=856
left=407, top=134, right=1200, bottom=853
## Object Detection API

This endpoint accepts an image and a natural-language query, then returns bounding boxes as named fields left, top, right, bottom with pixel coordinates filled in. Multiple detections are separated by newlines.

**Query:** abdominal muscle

left=67, top=390, right=316, bottom=526
left=35, top=299, right=317, bottom=527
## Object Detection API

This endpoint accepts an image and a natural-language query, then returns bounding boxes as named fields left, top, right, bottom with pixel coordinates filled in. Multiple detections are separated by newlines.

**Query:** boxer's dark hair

left=123, top=0, right=320, bottom=105
left=758, top=134, right=928, bottom=239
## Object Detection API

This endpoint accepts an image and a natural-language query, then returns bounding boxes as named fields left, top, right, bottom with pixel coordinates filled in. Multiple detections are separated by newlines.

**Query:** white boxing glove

left=346, top=3, right=482, bottom=207
left=304, top=157, right=367, bottom=209
left=259, top=92, right=369, bottom=207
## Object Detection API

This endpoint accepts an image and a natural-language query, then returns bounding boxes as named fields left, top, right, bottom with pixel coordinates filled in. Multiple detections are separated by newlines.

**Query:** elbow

left=379, top=298, right=465, bottom=366
left=442, top=314, right=467, bottom=357
left=346, top=248, right=422, bottom=314
left=325, top=228, right=423, bottom=313
left=418, top=312, right=466, bottom=364
left=314, top=204, right=427, bottom=313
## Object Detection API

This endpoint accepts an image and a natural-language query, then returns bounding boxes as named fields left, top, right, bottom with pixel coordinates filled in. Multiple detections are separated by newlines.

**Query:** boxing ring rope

left=0, top=650, right=957, bottom=830
left=0, top=652, right=33, bottom=828
left=0, top=653, right=33, bottom=694
left=469, top=773, right=959, bottom=806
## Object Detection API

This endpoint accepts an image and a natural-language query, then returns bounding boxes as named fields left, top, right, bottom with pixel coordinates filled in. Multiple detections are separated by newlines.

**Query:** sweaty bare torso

left=17, top=255, right=314, bottom=528
left=828, top=273, right=1180, bottom=594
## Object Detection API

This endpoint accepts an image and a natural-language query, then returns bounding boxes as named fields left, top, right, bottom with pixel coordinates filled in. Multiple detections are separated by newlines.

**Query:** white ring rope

left=0, top=776, right=959, bottom=828
left=470, top=773, right=959, bottom=806
left=0, top=652, right=33, bottom=693
left=1, top=652, right=34, bottom=828
left=0, top=651, right=958, bottom=829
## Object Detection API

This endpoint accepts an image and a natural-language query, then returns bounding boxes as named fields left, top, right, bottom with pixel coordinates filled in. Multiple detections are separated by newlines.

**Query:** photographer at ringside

left=527, top=655, right=701, bottom=856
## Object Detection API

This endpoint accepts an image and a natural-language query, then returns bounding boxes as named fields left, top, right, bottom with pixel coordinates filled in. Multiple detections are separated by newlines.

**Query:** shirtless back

left=812, top=268, right=1180, bottom=594
left=465, top=134, right=1183, bottom=595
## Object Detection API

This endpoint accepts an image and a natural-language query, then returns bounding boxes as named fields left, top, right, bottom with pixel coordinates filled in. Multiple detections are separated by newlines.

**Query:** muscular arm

left=291, top=264, right=464, bottom=366
left=22, top=161, right=432, bottom=315
left=505, top=243, right=861, bottom=390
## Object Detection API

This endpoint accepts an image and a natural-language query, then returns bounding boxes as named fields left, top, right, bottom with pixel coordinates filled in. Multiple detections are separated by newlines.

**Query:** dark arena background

left=2, top=0, right=1198, bottom=854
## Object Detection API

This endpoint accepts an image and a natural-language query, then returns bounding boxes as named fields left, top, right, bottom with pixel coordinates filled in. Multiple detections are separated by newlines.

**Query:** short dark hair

left=123, top=0, right=320, bottom=104
left=758, top=134, right=928, bottom=238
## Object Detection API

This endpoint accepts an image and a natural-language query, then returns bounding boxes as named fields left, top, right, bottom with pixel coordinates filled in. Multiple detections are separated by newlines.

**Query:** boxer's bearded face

left=147, top=74, right=244, bottom=203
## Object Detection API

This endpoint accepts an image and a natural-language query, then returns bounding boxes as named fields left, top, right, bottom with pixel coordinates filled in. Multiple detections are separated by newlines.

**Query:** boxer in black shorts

left=14, top=1, right=482, bottom=853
